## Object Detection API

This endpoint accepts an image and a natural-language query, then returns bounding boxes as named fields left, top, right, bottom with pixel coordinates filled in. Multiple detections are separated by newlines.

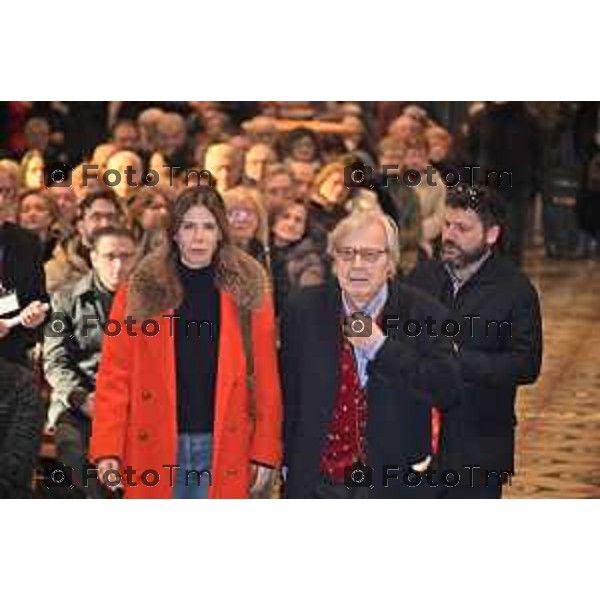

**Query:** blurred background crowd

left=1, top=100, right=599, bottom=283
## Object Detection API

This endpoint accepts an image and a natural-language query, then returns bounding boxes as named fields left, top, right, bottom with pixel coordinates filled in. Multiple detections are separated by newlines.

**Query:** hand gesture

left=249, top=464, right=274, bottom=497
left=20, top=301, right=49, bottom=329
left=346, top=319, right=385, bottom=354
left=97, top=458, right=123, bottom=490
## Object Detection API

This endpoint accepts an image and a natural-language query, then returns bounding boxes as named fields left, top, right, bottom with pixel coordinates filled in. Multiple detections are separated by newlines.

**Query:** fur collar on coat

left=126, top=240, right=270, bottom=320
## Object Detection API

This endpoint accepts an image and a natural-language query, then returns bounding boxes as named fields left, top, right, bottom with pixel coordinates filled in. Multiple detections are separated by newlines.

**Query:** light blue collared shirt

left=342, top=283, right=389, bottom=388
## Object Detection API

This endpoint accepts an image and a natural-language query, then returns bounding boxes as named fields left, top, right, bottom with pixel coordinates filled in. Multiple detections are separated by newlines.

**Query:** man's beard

left=441, top=240, right=489, bottom=269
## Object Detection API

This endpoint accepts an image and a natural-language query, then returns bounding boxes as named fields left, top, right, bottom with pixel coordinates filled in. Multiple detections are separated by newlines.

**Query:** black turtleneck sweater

left=174, top=260, right=220, bottom=433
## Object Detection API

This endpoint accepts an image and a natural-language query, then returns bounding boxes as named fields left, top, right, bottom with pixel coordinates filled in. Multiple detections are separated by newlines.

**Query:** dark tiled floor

left=505, top=252, right=600, bottom=498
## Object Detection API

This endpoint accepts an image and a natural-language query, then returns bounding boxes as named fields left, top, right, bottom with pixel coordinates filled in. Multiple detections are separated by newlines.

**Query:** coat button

left=142, top=390, right=152, bottom=401
left=138, top=430, right=149, bottom=442
left=226, top=468, right=238, bottom=477
left=227, top=423, right=238, bottom=433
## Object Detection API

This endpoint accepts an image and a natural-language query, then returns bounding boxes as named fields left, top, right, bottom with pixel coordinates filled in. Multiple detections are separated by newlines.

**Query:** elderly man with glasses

left=280, top=209, right=462, bottom=498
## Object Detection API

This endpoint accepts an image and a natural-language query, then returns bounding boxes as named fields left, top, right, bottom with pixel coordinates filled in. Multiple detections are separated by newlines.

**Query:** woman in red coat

left=90, top=186, right=282, bottom=498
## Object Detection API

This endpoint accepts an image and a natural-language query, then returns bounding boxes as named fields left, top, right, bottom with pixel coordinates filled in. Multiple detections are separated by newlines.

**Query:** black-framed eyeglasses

left=334, top=246, right=389, bottom=263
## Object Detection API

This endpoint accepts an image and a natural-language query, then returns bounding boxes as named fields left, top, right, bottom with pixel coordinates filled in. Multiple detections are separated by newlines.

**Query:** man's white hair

left=204, top=143, right=241, bottom=165
left=327, top=208, right=401, bottom=274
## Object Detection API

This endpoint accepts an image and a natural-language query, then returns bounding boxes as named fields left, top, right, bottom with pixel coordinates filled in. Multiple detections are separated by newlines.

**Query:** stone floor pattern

left=505, top=252, right=600, bottom=498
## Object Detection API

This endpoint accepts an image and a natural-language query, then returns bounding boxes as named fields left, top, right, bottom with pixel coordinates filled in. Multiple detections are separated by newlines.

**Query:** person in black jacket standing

left=405, top=184, right=543, bottom=498
left=280, top=209, right=461, bottom=499
left=463, top=102, right=541, bottom=265
left=574, top=101, right=600, bottom=250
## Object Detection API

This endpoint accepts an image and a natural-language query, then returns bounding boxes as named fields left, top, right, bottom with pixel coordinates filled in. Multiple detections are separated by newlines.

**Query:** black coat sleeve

left=25, top=235, right=49, bottom=346
left=459, top=280, right=543, bottom=387
left=12, top=230, right=48, bottom=308
left=278, top=295, right=301, bottom=466
left=368, top=296, right=462, bottom=410
left=0, top=228, right=49, bottom=362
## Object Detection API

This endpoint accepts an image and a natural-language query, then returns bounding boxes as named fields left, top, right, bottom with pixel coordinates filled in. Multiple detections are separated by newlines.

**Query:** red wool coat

left=89, top=286, right=282, bottom=499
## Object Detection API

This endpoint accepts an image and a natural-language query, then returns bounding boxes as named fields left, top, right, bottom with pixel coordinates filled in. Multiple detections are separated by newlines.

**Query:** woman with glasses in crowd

left=223, top=185, right=270, bottom=268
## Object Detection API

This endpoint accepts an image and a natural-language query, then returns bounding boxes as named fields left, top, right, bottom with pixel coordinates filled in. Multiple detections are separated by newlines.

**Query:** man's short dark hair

left=78, top=189, right=122, bottom=220
left=89, top=226, right=136, bottom=251
left=446, top=184, right=506, bottom=230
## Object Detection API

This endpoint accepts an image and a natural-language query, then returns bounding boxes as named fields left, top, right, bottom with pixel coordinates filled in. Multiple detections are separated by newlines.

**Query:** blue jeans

left=173, top=433, right=213, bottom=499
